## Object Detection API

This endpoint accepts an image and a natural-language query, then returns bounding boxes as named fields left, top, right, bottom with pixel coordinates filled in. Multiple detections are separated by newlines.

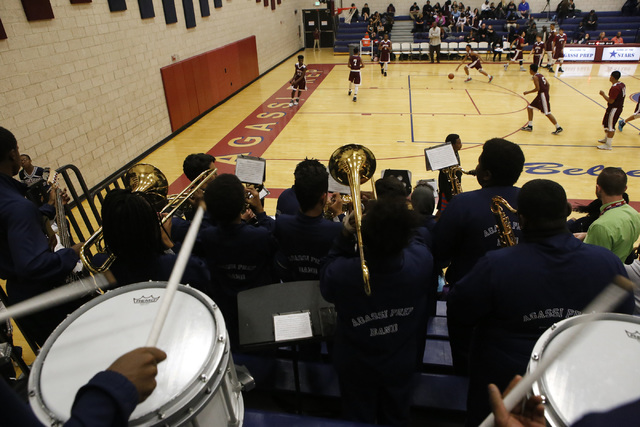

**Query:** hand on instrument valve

left=108, top=347, right=167, bottom=403
left=489, top=375, right=545, bottom=427
left=159, top=213, right=174, bottom=249
left=327, top=192, right=344, bottom=217
left=342, top=210, right=357, bottom=237
left=246, top=187, right=264, bottom=214
left=47, top=187, right=71, bottom=206
left=241, top=208, right=256, bottom=222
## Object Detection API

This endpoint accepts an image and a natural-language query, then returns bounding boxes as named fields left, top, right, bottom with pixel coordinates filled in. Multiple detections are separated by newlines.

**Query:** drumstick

left=146, top=205, right=204, bottom=347
left=0, top=273, right=115, bottom=323
left=479, top=275, right=634, bottom=427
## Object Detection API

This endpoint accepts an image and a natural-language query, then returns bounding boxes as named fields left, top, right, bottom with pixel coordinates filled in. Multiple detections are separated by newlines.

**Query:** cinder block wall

left=0, top=0, right=307, bottom=187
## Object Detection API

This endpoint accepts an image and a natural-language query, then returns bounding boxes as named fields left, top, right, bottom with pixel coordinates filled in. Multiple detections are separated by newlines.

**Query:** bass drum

left=28, top=281, right=244, bottom=426
left=528, top=313, right=640, bottom=427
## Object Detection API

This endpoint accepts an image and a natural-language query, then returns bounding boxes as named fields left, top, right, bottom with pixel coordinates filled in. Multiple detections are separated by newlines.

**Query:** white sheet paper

left=424, top=143, right=459, bottom=171
left=235, top=156, right=265, bottom=185
left=328, top=173, right=351, bottom=194
left=273, top=311, right=313, bottom=342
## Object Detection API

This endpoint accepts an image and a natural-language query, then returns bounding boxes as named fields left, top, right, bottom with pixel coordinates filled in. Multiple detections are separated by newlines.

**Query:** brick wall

left=0, top=0, right=306, bottom=187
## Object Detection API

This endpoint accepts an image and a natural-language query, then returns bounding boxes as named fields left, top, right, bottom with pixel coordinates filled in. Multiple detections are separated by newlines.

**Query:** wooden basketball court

left=143, top=48, right=640, bottom=212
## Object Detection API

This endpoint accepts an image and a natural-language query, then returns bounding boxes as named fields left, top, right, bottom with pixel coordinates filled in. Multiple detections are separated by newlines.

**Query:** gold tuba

left=490, top=195, right=518, bottom=247
left=329, top=145, right=376, bottom=296
left=79, top=164, right=216, bottom=274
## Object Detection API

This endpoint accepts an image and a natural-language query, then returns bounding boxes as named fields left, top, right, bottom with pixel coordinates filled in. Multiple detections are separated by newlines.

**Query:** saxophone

left=490, top=196, right=518, bottom=247
left=445, top=166, right=476, bottom=196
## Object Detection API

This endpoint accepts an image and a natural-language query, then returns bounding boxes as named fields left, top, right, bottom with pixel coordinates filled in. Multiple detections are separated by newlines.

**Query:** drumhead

left=28, top=281, right=229, bottom=426
left=528, top=313, right=640, bottom=427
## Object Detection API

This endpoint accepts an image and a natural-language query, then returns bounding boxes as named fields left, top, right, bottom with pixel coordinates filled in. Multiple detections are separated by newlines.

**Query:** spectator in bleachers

left=435, top=11, right=446, bottom=26
left=573, top=21, right=586, bottom=43
left=423, top=0, right=434, bottom=16
left=492, top=34, right=504, bottom=61
left=597, top=31, right=608, bottom=41
left=556, top=0, right=570, bottom=23
left=410, top=2, right=421, bottom=19
left=506, top=0, right=516, bottom=13
left=362, top=3, right=370, bottom=20
left=456, top=12, right=467, bottom=31
left=568, top=0, right=577, bottom=17
left=434, top=1, right=442, bottom=13
left=494, top=1, right=506, bottom=18
left=506, top=10, right=518, bottom=31
left=584, top=9, right=598, bottom=30
left=578, top=33, right=591, bottom=43
left=612, top=32, right=625, bottom=44
left=478, top=22, right=489, bottom=41
left=517, top=0, right=529, bottom=18
left=525, top=21, right=537, bottom=43
left=481, top=0, right=492, bottom=19
left=387, top=3, right=396, bottom=17
left=470, top=7, right=479, bottom=28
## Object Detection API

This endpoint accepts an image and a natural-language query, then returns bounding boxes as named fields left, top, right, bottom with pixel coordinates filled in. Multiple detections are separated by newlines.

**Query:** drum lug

left=218, top=335, right=225, bottom=342
left=157, top=411, right=166, bottom=420
left=532, top=353, right=539, bottom=361
left=205, top=386, right=212, bottom=394
left=551, top=324, right=557, bottom=330
left=29, top=390, right=35, bottom=397
left=200, top=374, right=208, bottom=382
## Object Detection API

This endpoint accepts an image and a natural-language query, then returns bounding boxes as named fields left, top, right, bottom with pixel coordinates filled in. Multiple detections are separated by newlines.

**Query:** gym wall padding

left=162, top=0, right=178, bottom=24
left=160, top=36, right=260, bottom=132
left=182, top=0, right=196, bottom=28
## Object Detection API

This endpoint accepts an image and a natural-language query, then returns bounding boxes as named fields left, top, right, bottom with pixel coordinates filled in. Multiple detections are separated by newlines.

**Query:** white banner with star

left=602, top=46, right=640, bottom=62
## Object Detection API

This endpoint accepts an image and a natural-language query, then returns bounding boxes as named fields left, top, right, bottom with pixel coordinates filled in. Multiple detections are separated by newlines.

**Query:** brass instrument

left=444, top=166, right=476, bottom=196
left=329, top=144, right=376, bottom=296
left=80, top=164, right=217, bottom=274
left=323, top=193, right=353, bottom=220
left=490, top=195, right=518, bottom=247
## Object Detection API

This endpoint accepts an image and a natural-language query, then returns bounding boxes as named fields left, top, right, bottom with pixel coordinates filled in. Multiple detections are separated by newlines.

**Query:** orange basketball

left=448, top=73, right=455, bottom=80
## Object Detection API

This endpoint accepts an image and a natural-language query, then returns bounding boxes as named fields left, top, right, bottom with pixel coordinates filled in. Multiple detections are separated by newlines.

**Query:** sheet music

left=273, top=311, right=313, bottom=342
left=328, top=173, right=351, bottom=194
left=235, top=156, right=265, bottom=185
left=424, top=143, right=459, bottom=171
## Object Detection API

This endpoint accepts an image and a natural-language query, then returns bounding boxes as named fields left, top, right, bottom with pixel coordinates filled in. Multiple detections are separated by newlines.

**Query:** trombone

left=328, top=144, right=376, bottom=296
left=79, top=164, right=217, bottom=274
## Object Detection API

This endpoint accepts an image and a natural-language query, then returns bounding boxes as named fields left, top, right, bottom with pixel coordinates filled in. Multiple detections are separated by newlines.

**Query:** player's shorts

left=553, top=48, right=564, bottom=60
left=349, top=70, right=361, bottom=84
left=380, top=51, right=391, bottom=63
left=603, top=106, right=623, bottom=131
left=529, top=92, right=551, bottom=115
left=533, top=54, right=543, bottom=66
left=467, top=59, right=482, bottom=70
left=292, top=79, right=307, bottom=91
left=512, top=49, right=523, bottom=61
left=633, top=101, right=640, bottom=116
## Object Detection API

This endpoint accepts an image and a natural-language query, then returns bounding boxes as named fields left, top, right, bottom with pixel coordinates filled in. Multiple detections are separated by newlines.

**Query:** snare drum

left=28, top=282, right=244, bottom=426
left=528, top=313, right=640, bottom=427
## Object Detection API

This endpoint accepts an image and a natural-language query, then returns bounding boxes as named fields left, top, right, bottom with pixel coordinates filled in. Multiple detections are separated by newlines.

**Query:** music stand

left=237, top=280, right=336, bottom=412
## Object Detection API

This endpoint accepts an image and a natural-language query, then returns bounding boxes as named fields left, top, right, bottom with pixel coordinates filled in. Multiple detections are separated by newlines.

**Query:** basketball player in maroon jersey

left=456, top=44, right=494, bottom=83
left=552, top=28, right=567, bottom=73
left=289, top=55, right=306, bottom=107
left=521, top=64, right=563, bottom=134
left=544, top=23, right=556, bottom=70
left=598, top=71, right=625, bottom=150
left=504, top=31, right=527, bottom=71
left=348, top=47, right=364, bottom=102
left=528, top=34, right=544, bottom=67
left=379, top=33, right=392, bottom=77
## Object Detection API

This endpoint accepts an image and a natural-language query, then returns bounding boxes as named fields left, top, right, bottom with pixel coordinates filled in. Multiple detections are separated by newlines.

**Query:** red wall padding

left=161, top=36, right=260, bottom=132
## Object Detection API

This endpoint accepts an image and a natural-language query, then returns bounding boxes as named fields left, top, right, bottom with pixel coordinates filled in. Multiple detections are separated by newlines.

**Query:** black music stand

left=237, top=280, right=336, bottom=412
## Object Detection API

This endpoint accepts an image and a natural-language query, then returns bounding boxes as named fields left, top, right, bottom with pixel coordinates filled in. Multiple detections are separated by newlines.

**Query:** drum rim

left=28, top=281, right=230, bottom=426
left=528, top=313, right=640, bottom=427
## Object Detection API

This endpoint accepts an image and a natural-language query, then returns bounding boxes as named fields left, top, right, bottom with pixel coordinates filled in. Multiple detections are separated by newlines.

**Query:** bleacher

left=334, top=10, right=640, bottom=55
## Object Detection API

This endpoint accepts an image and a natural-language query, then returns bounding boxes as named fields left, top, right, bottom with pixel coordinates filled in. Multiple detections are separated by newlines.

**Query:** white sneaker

left=294, top=99, right=299, bottom=105
left=520, top=67, right=526, bottom=71
left=289, top=101, right=294, bottom=107
left=465, top=77, right=472, bottom=82
left=596, top=144, right=612, bottom=150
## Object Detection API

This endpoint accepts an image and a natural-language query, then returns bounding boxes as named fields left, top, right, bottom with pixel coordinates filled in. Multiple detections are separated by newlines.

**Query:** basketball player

left=552, top=27, right=567, bottom=73
left=456, top=44, right=494, bottom=83
left=598, top=71, right=625, bottom=150
left=528, top=33, right=544, bottom=67
left=544, top=23, right=556, bottom=70
left=348, top=46, right=364, bottom=102
left=618, top=97, right=640, bottom=134
left=504, top=31, right=527, bottom=71
left=379, top=33, right=391, bottom=77
left=521, top=64, right=563, bottom=134
left=289, top=55, right=306, bottom=107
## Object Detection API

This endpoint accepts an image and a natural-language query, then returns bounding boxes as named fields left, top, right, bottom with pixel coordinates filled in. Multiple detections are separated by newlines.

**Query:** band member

left=274, top=159, right=343, bottom=282
left=434, top=138, right=524, bottom=375
left=96, top=189, right=210, bottom=291
left=598, top=70, right=625, bottom=150
left=448, top=179, right=633, bottom=426
left=504, top=31, right=527, bottom=71
left=0, top=127, right=83, bottom=347
left=379, top=33, right=392, bottom=76
left=521, top=64, right=563, bottom=134
left=544, top=23, right=556, bottom=70
left=320, top=197, right=432, bottom=426
left=456, top=44, right=494, bottom=83
left=199, top=174, right=277, bottom=346
left=528, top=33, right=545, bottom=67
left=437, top=133, right=463, bottom=215
left=289, top=55, right=306, bottom=107
left=552, top=27, right=567, bottom=73
left=348, top=47, right=364, bottom=102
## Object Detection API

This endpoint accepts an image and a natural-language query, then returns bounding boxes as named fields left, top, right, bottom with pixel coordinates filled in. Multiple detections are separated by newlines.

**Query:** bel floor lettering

left=524, top=162, right=640, bottom=178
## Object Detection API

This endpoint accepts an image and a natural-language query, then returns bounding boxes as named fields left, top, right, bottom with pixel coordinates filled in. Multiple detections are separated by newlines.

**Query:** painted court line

left=465, top=89, right=482, bottom=114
